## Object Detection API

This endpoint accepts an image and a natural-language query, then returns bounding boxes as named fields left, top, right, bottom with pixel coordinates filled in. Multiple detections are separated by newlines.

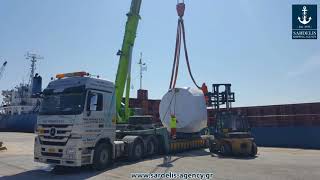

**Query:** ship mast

left=138, top=52, right=147, bottom=90
left=25, top=53, right=43, bottom=96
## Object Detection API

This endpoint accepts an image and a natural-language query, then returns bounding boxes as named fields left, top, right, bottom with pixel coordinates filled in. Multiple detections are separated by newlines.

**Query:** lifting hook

left=176, top=0, right=185, bottom=17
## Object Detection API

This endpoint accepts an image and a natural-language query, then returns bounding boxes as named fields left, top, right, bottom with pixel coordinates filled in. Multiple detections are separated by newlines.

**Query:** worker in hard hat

left=170, top=114, right=177, bottom=140
left=201, top=83, right=209, bottom=105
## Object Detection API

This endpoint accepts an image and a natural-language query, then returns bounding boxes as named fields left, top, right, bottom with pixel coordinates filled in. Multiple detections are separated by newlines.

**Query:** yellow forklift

left=207, top=84, right=257, bottom=157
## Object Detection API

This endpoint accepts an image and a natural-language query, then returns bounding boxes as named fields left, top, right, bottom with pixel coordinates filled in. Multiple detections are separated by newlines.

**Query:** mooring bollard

left=0, top=141, right=7, bottom=151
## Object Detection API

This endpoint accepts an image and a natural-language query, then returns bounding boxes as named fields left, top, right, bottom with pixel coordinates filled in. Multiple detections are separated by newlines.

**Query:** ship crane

left=0, top=61, right=8, bottom=81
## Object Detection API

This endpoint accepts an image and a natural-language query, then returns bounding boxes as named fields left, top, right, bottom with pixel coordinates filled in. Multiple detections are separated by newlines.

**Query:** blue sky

left=0, top=0, right=319, bottom=107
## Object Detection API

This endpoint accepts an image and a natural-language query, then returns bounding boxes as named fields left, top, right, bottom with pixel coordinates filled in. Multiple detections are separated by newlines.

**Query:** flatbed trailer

left=116, top=127, right=209, bottom=155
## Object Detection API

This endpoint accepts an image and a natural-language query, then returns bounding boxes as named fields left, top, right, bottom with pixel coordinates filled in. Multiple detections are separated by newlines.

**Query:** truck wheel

left=209, top=141, right=217, bottom=153
left=250, top=142, right=258, bottom=157
left=130, top=140, right=144, bottom=161
left=220, top=143, right=231, bottom=156
left=145, top=136, right=158, bottom=156
left=93, top=143, right=111, bottom=170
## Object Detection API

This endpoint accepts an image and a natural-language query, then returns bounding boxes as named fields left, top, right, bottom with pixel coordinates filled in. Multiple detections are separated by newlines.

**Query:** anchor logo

left=298, top=6, right=312, bottom=25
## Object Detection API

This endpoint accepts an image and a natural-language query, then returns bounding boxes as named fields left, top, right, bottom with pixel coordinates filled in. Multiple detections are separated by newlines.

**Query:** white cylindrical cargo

left=159, top=87, right=208, bottom=133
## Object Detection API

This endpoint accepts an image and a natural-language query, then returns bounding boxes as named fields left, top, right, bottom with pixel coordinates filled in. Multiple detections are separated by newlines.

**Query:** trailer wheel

left=220, top=143, right=231, bottom=156
left=145, top=136, right=158, bottom=156
left=93, top=143, right=111, bottom=170
left=130, top=139, right=144, bottom=161
left=209, top=140, right=218, bottom=153
left=250, top=142, right=258, bottom=157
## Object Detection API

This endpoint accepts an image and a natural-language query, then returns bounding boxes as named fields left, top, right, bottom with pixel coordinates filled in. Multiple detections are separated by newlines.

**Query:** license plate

left=48, top=148, right=56, bottom=153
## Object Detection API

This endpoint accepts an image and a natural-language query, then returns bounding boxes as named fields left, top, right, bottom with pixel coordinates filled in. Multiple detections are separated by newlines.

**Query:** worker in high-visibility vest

left=201, top=83, right=209, bottom=105
left=170, top=114, right=177, bottom=139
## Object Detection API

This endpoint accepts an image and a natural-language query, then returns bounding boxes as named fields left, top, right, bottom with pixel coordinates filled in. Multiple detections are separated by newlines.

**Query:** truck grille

left=41, top=152, right=63, bottom=157
left=41, top=124, right=70, bottom=128
left=38, top=124, right=72, bottom=146
left=43, top=136, right=66, bottom=140
left=41, top=141, right=67, bottom=146
left=46, top=159, right=61, bottom=164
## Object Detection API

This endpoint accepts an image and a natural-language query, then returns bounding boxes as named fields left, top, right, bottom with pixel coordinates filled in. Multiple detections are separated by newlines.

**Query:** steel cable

left=169, top=16, right=201, bottom=90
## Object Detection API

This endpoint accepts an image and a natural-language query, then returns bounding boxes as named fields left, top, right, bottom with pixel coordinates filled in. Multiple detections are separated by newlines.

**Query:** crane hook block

left=176, top=3, right=185, bottom=17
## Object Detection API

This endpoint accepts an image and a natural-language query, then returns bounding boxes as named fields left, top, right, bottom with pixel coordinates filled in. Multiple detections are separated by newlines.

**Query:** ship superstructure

left=0, top=54, right=43, bottom=132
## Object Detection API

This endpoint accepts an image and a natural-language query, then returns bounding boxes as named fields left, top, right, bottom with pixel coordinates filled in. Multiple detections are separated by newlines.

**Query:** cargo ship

left=0, top=54, right=43, bottom=132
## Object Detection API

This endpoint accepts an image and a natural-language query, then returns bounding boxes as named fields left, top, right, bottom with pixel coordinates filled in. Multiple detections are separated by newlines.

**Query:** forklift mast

left=208, top=84, right=235, bottom=111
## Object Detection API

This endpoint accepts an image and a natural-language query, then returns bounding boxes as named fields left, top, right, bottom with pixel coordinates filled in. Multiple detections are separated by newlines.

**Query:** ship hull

left=0, top=114, right=37, bottom=133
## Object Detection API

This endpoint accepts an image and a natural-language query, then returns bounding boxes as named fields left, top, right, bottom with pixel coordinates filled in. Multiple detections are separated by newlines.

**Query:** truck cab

left=34, top=72, right=118, bottom=168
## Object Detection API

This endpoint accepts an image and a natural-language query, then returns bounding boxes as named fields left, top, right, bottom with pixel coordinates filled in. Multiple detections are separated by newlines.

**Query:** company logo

left=298, top=6, right=312, bottom=25
left=292, top=4, right=317, bottom=39
left=50, top=127, right=56, bottom=137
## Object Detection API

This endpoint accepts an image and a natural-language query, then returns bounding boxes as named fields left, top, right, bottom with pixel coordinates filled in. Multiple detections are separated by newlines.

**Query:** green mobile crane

left=115, top=0, right=142, bottom=123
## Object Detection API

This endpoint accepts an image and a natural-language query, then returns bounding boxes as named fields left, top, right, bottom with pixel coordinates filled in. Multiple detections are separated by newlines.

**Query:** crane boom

left=0, top=61, right=8, bottom=80
left=115, top=0, right=142, bottom=123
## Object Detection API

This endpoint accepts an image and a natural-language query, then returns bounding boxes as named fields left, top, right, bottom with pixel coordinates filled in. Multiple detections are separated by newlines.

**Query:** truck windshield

left=39, top=92, right=85, bottom=115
